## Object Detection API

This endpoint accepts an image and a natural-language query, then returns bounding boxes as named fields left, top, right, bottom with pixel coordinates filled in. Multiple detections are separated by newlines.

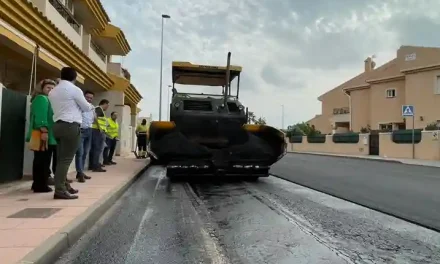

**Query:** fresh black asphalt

left=271, top=153, right=440, bottom=231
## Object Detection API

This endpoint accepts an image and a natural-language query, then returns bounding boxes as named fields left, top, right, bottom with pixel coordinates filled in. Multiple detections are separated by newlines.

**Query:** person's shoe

left=54, top=191, right=78, bottom=200
left=92, top=167, right=106, bottom=172
left=110, top=161, right=117, bottom=165
left=33, top=186, right=53, bottom=193
left=76, top=173, right=86, bottom=183
left=103, top=161, right=111, bottom=166
left=83, top=174, right=91, bottom=180
left=65, top=183, right=79, bottom=194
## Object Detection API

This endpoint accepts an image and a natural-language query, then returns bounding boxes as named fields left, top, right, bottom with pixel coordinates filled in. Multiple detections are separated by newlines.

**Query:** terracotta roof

left=343, top=59, right=402, bottom=89
left=319, top=58, right=404, bottom=100
left=365, top=58, right=403, bottom=82
left=318, top=71, right=367, bottom=100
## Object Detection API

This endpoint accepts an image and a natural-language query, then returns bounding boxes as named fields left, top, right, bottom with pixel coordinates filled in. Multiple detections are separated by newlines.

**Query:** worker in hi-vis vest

left=136, top=119, right=148, bottom=158
left=103, top=112, right=119, bottom=165
left=89, top=99, right=109, bottom=172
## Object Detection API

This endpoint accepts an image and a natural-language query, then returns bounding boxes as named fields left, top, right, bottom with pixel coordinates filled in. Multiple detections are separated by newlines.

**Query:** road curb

left=19, top=160, right=150, bottom=264
left=287, top=151, right=404, bottom=164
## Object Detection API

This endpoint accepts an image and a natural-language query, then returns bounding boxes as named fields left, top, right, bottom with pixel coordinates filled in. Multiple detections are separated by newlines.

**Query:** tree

left=247, top=111, right=266, bottom=125
left=255, top=117, right=267, bottom=125
left=286, top=122, right=321, bottom=136
left=247, top=111, right=256, bottom=123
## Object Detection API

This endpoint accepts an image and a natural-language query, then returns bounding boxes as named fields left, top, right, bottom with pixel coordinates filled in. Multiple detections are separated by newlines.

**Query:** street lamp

left=159, top=14, right=171, bottom=121
left=167, top=85, right=172, bottom=120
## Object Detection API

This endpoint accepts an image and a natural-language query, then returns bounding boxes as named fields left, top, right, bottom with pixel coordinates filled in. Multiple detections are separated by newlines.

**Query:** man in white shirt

left=49, top=67, right=94, bottom=200
left=74, top=90, right=95, bottom=183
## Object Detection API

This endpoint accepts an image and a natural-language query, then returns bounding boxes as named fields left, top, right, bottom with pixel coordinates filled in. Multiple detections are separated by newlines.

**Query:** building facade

left=308, top=45, right=440, bottom=134
left=0, top=0, right=142, bottom=182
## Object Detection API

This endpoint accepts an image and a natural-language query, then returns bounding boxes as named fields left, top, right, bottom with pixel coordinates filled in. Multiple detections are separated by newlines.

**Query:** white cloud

left=102, top=0, right=440, bottom=127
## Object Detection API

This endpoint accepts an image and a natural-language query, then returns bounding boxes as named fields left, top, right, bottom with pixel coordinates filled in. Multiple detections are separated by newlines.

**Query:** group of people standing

left=27, top=67, right=119, bottom=200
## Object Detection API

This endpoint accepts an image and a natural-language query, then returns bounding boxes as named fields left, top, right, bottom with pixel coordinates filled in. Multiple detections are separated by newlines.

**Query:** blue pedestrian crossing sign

left=402, top=105, right=414, bottom=117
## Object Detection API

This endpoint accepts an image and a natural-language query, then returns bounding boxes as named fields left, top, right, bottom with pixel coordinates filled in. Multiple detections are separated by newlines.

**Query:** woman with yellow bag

left=26, top=79, right=57, bottom=193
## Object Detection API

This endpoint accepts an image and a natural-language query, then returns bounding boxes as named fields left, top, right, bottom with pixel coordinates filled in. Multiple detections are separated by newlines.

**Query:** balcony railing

left=90, top=41, right=106, bottom=62
left=333, top=107, right=350, bottom=115
left=122, top=68, right=131, bottom=80
left=48, top=0, right=81, bottom=34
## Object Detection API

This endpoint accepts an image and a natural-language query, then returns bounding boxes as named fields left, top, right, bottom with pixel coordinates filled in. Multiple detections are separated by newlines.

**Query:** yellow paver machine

left=147, top=52, right=286, bottom=180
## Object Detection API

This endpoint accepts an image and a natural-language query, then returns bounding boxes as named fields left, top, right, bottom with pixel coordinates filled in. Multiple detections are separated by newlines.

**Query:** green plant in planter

left=360, top=125, right=371, bottom=133
left=425, top=122, right=438, bottom=131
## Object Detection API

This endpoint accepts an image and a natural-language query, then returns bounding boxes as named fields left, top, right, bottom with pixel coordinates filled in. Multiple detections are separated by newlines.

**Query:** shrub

left=307, top=134, right=326, bottom=143
left=391, top=129, right=422, bottom=144
left=425, top=122, right=438, bottom=131
left=289, top=135, right=303, bottom=143
left=360, top=125, right=371, bottom=133
left=332, top=132, right=360, bottom=144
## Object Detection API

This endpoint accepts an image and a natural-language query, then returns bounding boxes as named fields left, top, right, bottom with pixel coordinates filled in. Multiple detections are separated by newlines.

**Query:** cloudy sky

left=102, top=0, right=440, bottom=128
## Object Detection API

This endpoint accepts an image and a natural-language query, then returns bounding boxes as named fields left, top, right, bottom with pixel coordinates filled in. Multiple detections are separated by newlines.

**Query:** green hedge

left=392, top=129, right=422, bottom=144
left=332, top=133, right=359, bottom=144
left=289, top=135, right=303, bottom=143
left=307, top=135, right=326, bottom=143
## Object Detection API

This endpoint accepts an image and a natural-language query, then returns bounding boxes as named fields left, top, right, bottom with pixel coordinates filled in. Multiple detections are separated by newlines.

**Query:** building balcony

left=107, top=62, right=124, bottom=77
left=331, top=107, right=350, bottom=123
left=92, top=24, right=131, bottom=56
left=107, top=62, right=130, bottom=79
left=87, top=39, right=107, bottom=72
left=107, top=62, right=130, bottom=92
left=73, top=0, right=110, bottom=31
left=31, top=0, right=83, bottom=49
left=125, top=83, right=142, bottom=108
left=333, top=107, right=350, bottom=115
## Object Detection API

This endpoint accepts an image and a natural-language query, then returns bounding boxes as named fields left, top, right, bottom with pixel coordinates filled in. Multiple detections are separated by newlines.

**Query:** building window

left=379, top=123, right=392, bottom=131
left=435, top=76, right=440, bottom=94
left=386, top=88, right=396, bottom=98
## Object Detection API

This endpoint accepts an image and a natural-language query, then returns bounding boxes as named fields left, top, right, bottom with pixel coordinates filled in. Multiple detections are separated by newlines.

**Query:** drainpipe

left=343, top=89, right=352, bottom=131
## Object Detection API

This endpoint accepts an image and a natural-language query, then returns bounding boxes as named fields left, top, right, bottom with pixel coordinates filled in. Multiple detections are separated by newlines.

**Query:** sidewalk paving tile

left=0, top=248, right=34, bottom=264
left=0, top=156, right=146, bottom=264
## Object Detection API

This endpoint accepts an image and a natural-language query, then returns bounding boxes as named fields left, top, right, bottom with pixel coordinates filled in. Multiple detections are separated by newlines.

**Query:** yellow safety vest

left=106, top=118, right=119, bottom=139
left=91, top=107, right=107, bottom=132
left=136, top=124, right=148, bottom=135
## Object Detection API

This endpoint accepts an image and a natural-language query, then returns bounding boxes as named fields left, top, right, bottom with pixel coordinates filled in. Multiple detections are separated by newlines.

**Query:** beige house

left=0, top=0, right=142, bottom=182
left=308, top=45, right=440, bottom=134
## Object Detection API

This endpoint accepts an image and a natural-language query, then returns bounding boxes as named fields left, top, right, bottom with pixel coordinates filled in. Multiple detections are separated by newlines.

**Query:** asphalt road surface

left=271, top=153, right=440, bottom=231
left=56, top=165, right=440, bottom=264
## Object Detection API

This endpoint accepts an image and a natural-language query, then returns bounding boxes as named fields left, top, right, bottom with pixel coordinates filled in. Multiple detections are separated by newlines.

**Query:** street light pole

left=167, top=85, right=172, bottom=120
left=281, top=104, right=285, bottom=130
left=159, top=14, right=170, bottom=121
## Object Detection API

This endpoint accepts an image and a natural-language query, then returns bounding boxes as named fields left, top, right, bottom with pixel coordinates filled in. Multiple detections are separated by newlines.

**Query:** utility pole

left=159, top=14, right=170, bottom=121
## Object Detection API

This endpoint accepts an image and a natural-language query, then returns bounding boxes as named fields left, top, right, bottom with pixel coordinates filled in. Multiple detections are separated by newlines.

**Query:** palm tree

left=248, top=111, right=256, bottom=123
left=255, top=117, right=267, bottom=125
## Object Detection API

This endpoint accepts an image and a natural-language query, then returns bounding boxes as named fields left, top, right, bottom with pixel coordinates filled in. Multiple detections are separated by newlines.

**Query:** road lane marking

left=124, top=207, right=154, bottom=264
left=184, top=183, right=232, bottom=264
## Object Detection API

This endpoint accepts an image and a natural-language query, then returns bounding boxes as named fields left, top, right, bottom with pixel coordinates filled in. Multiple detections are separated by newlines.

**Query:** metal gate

left=0, top=88, right=27, bottom=183
left=369, top=133, right=379, bottom=155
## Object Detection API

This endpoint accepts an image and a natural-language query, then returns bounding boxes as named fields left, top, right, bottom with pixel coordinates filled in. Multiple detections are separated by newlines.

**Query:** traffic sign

left=402, top=105, right=414, bottom=117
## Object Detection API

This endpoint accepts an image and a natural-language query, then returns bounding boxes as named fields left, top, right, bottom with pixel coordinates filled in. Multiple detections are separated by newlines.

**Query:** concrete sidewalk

left=288, top=151, right=440, bottom=168
left=0, top=156, right=148, bottom=264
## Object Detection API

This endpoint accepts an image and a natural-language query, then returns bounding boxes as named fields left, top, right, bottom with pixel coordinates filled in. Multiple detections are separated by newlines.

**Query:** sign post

left=402, top=105, right=415, bottom=159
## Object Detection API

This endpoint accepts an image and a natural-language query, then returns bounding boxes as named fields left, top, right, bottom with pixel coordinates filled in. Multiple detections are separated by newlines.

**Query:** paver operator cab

left=147, top=52, right=287, bottom=179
